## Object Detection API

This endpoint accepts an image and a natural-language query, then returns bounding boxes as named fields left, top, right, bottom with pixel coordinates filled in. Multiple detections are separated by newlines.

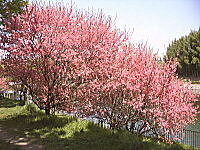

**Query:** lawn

left=0, top=97, right=198, bottom=150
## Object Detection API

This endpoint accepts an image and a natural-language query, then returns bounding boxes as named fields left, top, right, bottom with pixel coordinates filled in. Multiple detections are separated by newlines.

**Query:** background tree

left=0, top=0, right=28, bottom=25
left=165, top=28, right=200, bottom=78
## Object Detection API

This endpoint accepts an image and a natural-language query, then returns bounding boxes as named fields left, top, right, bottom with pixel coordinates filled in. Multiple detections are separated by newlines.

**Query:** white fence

left=188, top=84, right=200, bottom=95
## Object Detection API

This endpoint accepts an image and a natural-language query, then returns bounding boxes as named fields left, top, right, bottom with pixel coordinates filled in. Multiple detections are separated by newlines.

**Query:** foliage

left=0, top=102, right=197, bottom=150
left=0, top=1, right=198, bottom=142
left=165, top=29, right=200, bottom=78
left=0, top=0, right=28, bottom=25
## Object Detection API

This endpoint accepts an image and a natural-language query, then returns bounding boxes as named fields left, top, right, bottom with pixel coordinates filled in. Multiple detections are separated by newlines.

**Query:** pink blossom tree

left=0, top=3, right=127, bottom=115
left=79, top=43, right=198, bottom=141
left=0, top=1, right=197, bottom=142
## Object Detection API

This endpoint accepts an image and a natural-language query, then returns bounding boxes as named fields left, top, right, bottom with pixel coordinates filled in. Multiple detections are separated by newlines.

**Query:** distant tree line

left=165, top=28, right=200, bottom=78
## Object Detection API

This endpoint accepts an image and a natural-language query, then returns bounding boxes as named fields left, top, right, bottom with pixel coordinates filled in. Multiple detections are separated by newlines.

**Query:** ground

left=0, top=98, right=199, bottom=150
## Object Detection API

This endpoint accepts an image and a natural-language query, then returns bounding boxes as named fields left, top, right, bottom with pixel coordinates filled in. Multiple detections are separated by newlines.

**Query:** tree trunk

left=45, top=108, right=50, bottom=115
left=23, top=89, right=27, bottom=102
left=45, top=102, right=51, bottom=115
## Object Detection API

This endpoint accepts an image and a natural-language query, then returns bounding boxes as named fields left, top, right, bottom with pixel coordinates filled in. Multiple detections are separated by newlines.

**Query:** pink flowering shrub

left=0, top=2, right=197, bottom=141
left=0, top=3, right=127, bottom=114
left=79, top=43, right=197, bottom=140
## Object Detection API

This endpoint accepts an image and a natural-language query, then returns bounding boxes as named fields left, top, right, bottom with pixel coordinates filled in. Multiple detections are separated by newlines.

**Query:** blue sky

left=30, top=0, right=200, bottom=56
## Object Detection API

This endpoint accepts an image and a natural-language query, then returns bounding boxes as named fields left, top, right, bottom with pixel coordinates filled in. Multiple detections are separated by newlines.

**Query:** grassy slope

left=0, top=98, right=198, bottom=150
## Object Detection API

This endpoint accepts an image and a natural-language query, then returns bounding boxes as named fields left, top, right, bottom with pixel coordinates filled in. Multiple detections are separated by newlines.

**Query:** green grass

left=0, top=97, right=199, bottom=150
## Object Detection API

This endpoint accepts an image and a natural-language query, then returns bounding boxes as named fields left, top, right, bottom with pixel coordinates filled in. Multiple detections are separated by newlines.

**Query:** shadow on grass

left=0, top=139, right=21, bottom=150
left=0, top=108, right=190, bottom=150
left=0, top=98, right=196, bottom=150
left=0, top=96, right=24, bottom=108
left=67, top=123, right=190, bottom=150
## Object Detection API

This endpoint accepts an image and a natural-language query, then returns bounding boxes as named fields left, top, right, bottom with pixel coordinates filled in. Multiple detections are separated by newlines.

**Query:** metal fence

left=165, top=129, right=200, bottom=148
left=179, top=129, right=200, bottom=148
